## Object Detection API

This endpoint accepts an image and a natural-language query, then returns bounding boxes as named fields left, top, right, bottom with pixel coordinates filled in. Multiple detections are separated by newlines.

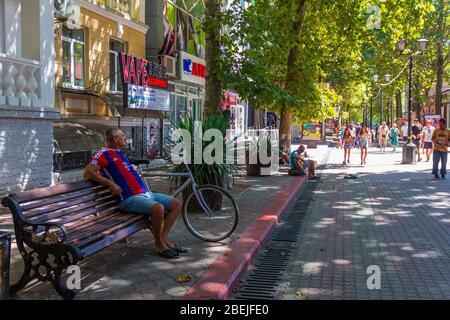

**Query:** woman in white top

left=377, top=122, right=390, bottom=152
left=422, top=119, right=436, bottom=162
left=358, top=124, right=370, bottom=165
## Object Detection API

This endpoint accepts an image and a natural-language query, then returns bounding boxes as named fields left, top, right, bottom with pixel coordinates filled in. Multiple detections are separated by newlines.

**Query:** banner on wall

left=127, top=85, right=170, bottom=111
left=302, top=123, right=322, bottom=141
left=424, top=114, right=441, bottom=127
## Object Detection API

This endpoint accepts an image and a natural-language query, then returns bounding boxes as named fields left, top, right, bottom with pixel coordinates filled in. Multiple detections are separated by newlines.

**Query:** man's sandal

left=172, top=244, right=189, bottom=254
left=158, top=248, right=180, bottom=259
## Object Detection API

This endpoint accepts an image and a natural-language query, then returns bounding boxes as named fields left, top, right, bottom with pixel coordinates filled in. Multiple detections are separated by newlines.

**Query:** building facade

left=0, top=0, right=56, bottom=194
left=53, top=0, right=167, bottom=178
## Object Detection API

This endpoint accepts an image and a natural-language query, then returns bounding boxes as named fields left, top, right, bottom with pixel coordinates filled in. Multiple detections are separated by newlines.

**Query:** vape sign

left=119, top=52, right=169, bottom=110
left=119, top=52, right=168, bottom=90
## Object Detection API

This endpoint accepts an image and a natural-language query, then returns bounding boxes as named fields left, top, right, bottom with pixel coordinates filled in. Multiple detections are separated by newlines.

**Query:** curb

left=183, top=175, right=307, bottom=300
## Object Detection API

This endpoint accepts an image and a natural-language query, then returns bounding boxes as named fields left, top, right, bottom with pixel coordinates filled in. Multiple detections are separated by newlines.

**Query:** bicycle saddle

left=128, top=157, right=150, bottom=165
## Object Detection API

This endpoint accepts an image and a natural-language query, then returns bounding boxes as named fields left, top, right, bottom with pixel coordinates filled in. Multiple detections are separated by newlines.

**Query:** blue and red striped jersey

left=91, top=148, right=149, bottom=200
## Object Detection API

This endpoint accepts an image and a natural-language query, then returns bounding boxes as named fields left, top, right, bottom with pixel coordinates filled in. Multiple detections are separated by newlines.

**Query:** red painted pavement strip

left=183, top=175, right=307, bottom=300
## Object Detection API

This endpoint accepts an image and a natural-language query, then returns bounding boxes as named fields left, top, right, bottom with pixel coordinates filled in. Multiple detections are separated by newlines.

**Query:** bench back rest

left=9, top=181, right=120, bottom=226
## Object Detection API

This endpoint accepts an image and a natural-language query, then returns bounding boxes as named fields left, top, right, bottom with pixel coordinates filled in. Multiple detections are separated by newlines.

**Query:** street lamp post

left=370, top=96, right=373, bottom=129
left=397, top=38, right=428, bottom=164
left=373, top=73, right=391, bottom=125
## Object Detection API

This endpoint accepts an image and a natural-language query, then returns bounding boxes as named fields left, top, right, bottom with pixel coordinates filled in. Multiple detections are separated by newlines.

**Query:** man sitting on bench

left=288, top=145, right=319, bottom=180
left=83, top=128, right=187, bottom=259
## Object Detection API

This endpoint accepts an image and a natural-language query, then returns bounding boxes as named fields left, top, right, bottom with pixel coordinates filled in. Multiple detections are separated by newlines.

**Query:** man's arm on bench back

left=83, top=163, right=123, bottom=196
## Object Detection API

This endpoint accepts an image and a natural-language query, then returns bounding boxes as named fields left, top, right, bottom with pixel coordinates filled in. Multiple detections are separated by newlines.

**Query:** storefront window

left=62, top=25, right=85, bottom=88
left=176, top=96, right=187, bottom=121
left=176, top=85, right=187, bottom=95
left=169, top=93, right=176, bottom=122
left=188, top=86, right=199, bottom=96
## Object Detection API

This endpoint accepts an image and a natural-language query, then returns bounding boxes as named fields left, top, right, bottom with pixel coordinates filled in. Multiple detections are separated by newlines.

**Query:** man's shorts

left=119, top=192, right=173, bottom=217
left=303, top=160, right=310, bottom=169
left=424, top=142, right=433, bottom=149
left=412, top=140, right=421, bottom=148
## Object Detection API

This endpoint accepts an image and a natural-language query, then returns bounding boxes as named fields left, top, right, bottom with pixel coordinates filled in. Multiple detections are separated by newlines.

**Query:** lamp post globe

left=417, top=38, right=428, bottom=51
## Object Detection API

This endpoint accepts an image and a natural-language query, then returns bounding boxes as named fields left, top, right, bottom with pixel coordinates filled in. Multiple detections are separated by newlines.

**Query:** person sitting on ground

left=289, top=145, right=319, bottom=179
left=83, top=128, right=186, bottom=259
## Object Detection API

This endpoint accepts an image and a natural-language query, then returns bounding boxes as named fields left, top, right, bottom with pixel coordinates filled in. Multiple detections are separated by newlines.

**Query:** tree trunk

left=337, top=105, right=342, bottom=128
left=435, top=41, right=444, bottom=115
left=279, top=0, right=308, bottom=152
left=204, top=0, right=222, bottom=114
left=395, top=91, right=402, bottom=118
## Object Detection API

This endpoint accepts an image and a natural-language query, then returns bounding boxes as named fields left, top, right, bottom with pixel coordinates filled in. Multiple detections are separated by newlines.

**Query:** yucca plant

left=167, top=112, right=238, bottom=190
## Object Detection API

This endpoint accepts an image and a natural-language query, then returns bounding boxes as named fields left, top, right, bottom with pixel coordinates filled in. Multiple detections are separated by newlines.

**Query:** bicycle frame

left=135, top=162, right=214, bottom=214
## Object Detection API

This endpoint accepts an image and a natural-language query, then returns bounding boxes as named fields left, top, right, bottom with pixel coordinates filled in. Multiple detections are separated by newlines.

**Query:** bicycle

left=129, top=157, right=239, bottom=242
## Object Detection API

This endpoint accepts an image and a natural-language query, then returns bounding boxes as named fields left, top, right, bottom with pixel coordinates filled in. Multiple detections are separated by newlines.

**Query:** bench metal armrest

left=24, top=221, right=68, bottom=245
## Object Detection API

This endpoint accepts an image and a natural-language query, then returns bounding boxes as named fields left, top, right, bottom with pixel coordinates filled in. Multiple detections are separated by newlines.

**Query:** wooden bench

left=1, top=180, right=150, bottom=300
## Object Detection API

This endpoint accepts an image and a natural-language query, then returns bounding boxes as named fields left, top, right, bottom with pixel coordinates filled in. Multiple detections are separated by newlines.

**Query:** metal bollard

left=0, top=232, right=12, bottom=300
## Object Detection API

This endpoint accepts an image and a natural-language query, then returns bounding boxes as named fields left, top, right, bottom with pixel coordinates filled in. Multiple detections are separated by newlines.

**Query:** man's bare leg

left=161, top=199, right=182, bottom=248
left=151, top=203, right=170, bottom=253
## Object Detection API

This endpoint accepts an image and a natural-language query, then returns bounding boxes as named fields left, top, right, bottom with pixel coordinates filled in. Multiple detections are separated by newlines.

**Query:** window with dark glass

left=62, top=25, right=85, bottom=87
left=109, top=39, right=126, bottom=92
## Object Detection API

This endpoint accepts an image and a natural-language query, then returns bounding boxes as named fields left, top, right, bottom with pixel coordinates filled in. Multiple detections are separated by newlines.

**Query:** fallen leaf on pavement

left=280, top=251, right=287, bottom=256
left=295, top=290, right=305, bottom=297
left=176, top=274, right=192, bottom=283
left=288, top=243, right=298, bottom=249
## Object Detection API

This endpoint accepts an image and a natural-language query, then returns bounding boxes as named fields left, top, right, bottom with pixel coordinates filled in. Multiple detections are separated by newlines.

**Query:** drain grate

left=233, top=178, right=324, bottom=300
left=235, top=249, right=293, bottom=300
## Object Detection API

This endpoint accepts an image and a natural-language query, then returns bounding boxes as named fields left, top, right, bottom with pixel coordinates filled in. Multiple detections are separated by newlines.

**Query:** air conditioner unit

left=54, top=0, right=75, bottom=21
left=162, top=55, right=177, bottom=78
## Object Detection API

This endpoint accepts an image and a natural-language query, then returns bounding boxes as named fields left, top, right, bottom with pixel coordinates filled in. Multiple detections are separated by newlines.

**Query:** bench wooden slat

left=26, top=194, right=100, bottom=218
left=80, top=220, right=148, bottom=258
left=66, top=210, right=124, bottom=234
left=67, top=213, right=139, bottom=244
left=58, top=204, right=120, bottom=226
left=14, top=180, right=98, bottom=203
left=75, top=215, right=145, bottom=248
left=20, top=186, right=107, bottom=211
left=30, top=196, right=118, bottom=223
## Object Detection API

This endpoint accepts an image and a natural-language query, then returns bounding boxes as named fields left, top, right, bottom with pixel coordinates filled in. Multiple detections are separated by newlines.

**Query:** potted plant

left=246, top=135, right=273, bottom=176
left=167, top=113, right=238, bottom=210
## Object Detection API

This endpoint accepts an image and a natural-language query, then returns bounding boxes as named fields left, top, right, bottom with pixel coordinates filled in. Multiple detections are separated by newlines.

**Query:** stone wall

left=0, top=117, right=55, bottom=195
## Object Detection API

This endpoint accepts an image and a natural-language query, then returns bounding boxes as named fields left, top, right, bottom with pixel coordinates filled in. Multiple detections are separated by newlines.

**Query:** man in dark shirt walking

left=411, top=119, right=423, bottom=162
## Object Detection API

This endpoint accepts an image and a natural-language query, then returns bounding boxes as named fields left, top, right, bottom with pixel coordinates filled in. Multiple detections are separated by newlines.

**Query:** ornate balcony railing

left=0, top=54, right=42, bottom=108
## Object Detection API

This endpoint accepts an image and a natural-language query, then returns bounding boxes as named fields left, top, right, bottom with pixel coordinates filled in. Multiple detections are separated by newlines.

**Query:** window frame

left=109, top=38, right=126, bottom=93
left=62, top=25, right=86, bottom=89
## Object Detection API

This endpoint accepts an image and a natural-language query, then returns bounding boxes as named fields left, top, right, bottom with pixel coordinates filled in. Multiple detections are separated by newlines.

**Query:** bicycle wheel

left=182, top=185, right=239, bottom=242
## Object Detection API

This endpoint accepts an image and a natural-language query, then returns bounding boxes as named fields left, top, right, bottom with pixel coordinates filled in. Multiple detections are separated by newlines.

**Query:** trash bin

left=0, top=232, right=11, bottom=300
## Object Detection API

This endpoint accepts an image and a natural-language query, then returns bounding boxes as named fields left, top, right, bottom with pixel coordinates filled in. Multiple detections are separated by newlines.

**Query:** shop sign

left=302, top=123, right=322, bottom=141
left=126, top=84, right=170, bottom=111
left=179, top=51, right=206, bottom=86
left=119, top=52, right=169, bottom=110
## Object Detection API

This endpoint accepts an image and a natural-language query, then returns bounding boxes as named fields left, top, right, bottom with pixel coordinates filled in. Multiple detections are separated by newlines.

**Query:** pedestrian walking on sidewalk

left=377, top=122, right=389, bottom=152
left=422, top=119, right=435, bottom=162
left=389, top=123, right=400, bottom=152
left=401, top=122, right=408, bottom=143
left=358, top=124, right=369, bottom=165
left=342, top=127, right=353, bottom=164
left=431, top=118, right=450, bottom=179
left=412, top=119, right=423, bottom=162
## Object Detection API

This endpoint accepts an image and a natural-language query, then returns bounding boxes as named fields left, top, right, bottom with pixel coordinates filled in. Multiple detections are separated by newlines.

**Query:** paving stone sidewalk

left=0, top=145, right=330, bottom=300
left=279, top=146, right=450, bottom=300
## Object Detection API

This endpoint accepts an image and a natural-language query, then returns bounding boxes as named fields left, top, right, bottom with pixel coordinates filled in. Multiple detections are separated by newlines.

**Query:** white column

left=39, top=0, right=55, bottom=109
left=0, top=60, right=4, bottom=105
left=4, top=0, right=22, bottom=57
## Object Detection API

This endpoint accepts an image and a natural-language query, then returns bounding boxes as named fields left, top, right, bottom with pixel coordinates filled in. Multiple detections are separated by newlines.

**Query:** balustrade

left=0, top=55, right=41, bottom=107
